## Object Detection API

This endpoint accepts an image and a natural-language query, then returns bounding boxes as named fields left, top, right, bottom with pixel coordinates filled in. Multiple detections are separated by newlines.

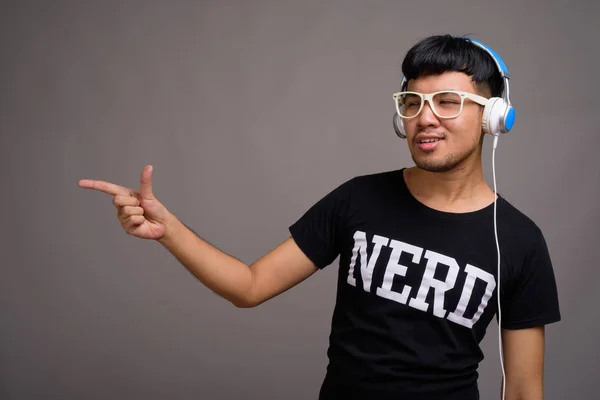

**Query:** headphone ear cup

left=393, top=113, right=406, bottom=139
left=483, top=97, right=515, bottom=135
left=482, top=97, right=506, bottom=135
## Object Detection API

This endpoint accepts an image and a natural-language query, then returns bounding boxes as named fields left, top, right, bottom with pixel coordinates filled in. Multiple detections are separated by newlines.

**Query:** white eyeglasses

left=392, top=90, right=489, bottom=119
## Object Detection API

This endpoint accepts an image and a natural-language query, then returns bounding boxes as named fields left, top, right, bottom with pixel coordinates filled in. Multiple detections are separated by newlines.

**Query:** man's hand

left=78, top=165, right=171, bottom=240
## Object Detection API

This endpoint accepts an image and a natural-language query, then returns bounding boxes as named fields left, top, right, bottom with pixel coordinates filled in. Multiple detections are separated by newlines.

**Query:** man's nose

left=417, top=100, right=440, bottom=126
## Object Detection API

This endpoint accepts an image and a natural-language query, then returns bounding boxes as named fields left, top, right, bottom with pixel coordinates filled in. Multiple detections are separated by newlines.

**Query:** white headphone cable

left=492, top=134, right=506, bottom=400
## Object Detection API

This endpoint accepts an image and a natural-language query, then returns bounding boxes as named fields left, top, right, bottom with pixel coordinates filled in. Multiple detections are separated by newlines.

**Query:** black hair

left=401, top=34, right=504, bottom=98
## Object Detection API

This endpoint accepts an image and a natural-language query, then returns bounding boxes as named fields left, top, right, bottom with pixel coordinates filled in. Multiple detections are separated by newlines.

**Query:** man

left=79, top=34, right=561, bottom=399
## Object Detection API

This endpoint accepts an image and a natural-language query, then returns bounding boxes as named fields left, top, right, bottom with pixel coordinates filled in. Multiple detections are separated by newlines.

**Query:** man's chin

left=412, top=157, right=457, bottom=173
left=410, top=145, right=480, bottom=173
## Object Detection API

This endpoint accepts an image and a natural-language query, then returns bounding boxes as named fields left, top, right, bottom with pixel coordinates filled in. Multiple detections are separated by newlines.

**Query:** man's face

left=403, top=71, right=487, bottom=173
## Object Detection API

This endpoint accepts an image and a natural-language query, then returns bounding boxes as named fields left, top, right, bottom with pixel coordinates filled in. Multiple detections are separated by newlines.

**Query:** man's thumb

left=140, top=165, right=155, bottom=199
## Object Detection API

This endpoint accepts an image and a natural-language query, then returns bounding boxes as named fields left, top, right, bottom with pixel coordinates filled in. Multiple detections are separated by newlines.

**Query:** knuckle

left=113, top=195, right=139, bottom=208
left=123, top=217, right=132, bottom=229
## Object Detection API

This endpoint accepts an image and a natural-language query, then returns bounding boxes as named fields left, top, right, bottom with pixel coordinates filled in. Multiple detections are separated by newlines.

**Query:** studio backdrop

left=1, top=0, right=598, bottom=399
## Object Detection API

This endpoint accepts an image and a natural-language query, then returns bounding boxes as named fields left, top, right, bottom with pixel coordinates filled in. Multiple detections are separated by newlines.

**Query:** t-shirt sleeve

left=501, top=229, right=561, bottom=330
left=288, top=178, right=353, bottom=269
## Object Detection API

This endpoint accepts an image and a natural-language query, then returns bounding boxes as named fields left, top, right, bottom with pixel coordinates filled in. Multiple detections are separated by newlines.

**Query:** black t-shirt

left=289, top=169, right=561, bottom=400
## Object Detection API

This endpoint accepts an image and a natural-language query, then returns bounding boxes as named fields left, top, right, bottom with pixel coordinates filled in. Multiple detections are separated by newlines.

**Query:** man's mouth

left=418, top=138, right=443, bottom=144
left=416, top=137, right=444, bottom=151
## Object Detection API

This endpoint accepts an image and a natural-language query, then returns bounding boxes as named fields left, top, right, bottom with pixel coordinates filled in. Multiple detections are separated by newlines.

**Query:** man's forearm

left=157, top=213, right=254, bottom=307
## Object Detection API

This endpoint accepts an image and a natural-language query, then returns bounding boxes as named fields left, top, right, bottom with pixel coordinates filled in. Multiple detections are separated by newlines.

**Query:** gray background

left=1, top=0, right=598, bottom=399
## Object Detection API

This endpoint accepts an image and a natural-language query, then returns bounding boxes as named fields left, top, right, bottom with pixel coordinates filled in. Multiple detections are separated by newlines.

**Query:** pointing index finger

left=78, top=179, right=135, bottom=197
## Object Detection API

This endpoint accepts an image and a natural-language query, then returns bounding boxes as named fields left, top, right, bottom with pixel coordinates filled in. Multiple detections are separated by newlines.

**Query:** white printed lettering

left=376, top=240, right=423, bottom=304
left=408, top=250, right=459, bottom=318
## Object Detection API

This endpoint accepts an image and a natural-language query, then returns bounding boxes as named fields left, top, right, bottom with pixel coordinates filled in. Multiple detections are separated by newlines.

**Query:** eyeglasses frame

left=392, top=90, right=489, bottom=120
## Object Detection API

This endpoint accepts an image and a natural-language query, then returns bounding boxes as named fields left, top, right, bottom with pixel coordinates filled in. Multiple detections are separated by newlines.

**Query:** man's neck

left=403, top=164, right=495, bottom=213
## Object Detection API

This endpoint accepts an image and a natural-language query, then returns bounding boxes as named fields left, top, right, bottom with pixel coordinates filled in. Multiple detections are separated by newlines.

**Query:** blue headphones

left=393, top=38, right=516, bottom=139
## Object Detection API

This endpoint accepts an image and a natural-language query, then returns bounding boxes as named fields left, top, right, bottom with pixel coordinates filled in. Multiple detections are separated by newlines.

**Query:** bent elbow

left=232, top=299, right=256, bottom=308
left=231, top=293, right=259, bottom=308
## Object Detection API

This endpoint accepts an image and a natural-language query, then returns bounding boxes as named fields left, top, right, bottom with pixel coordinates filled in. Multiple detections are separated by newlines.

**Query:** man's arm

left=501, top=326, right=546, bottom=400
left=78, top=165, right=320, bottom=309
left=159, top=214, right=319, bottom=308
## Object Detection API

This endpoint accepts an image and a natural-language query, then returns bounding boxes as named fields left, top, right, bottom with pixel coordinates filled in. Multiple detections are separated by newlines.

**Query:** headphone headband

left=465, top=38, right=511, bottom=104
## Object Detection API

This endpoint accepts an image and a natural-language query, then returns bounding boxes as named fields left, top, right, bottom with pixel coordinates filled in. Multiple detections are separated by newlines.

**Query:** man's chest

left=338, top=223, right=502, bottom=329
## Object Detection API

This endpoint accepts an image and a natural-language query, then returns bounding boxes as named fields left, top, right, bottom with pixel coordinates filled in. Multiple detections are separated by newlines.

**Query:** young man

left=79, top=35, right=561, bottom=399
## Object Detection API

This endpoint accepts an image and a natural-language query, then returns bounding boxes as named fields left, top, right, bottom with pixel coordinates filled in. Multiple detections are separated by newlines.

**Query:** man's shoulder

left=498, top=196, right=540, bottom=228
left=497, top=195, right=545, bottom=246
left=332, top=169, right=406, bottom=202
left=346, top=168, right=405, bottom=187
